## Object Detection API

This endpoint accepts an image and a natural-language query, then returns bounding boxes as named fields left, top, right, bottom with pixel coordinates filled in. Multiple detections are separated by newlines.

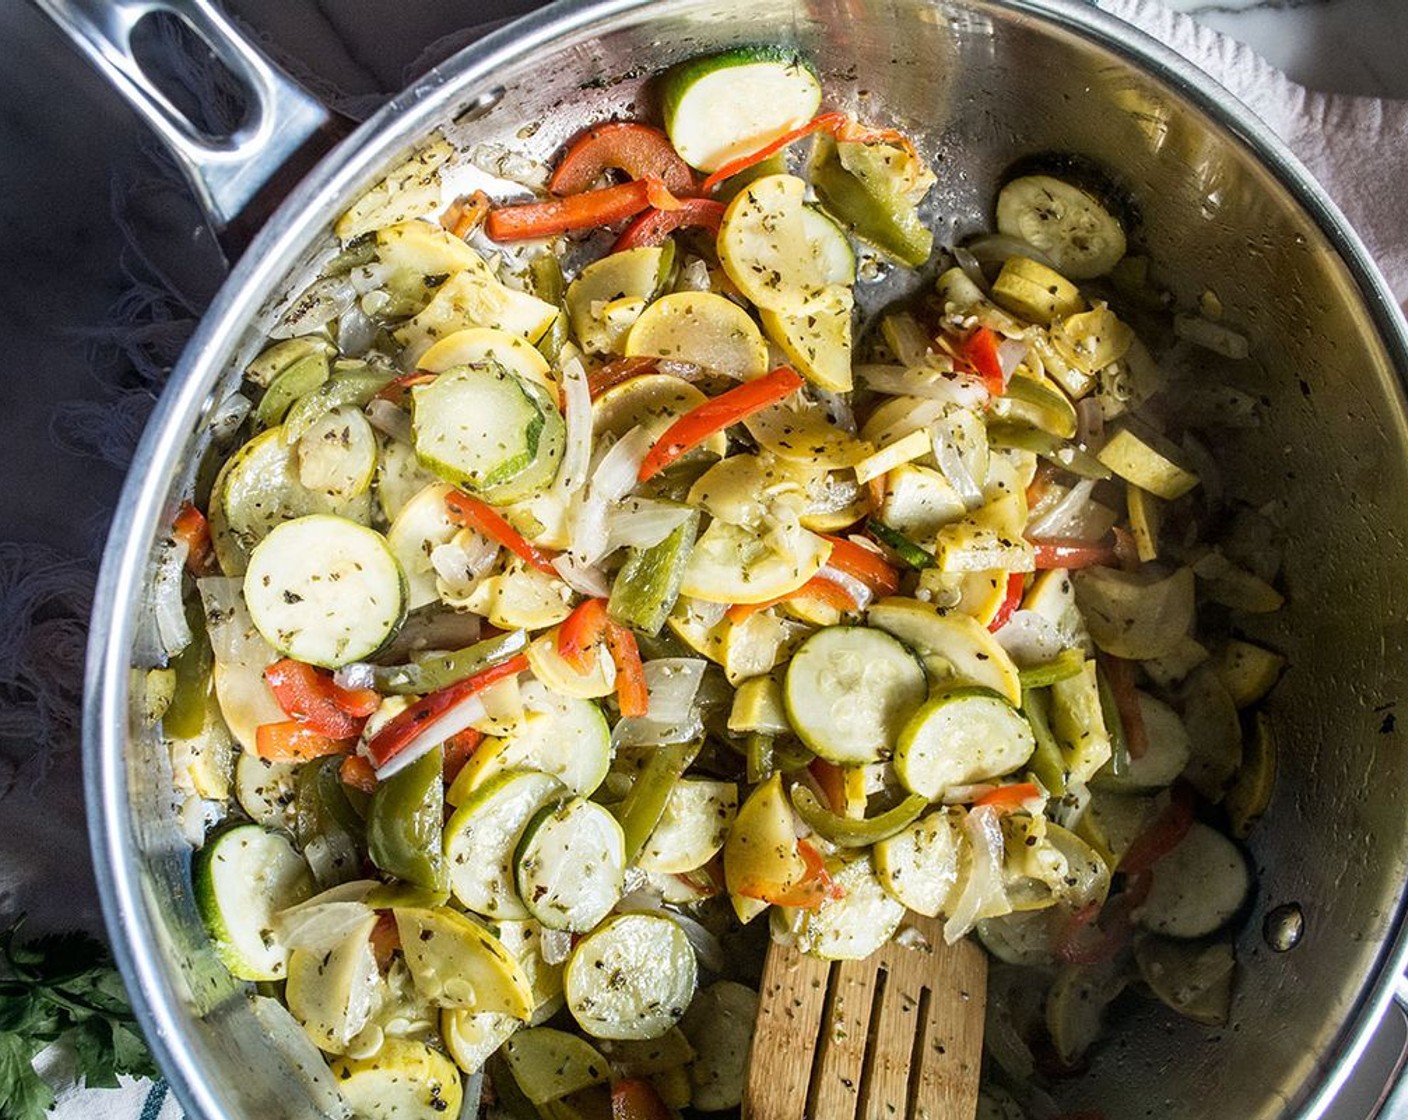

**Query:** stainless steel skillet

left=34, top=0, right=1408, bottom=1115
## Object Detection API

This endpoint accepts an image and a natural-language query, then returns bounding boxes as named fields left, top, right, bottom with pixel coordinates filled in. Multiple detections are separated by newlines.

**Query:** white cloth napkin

left=37, top=1, right=1407, bottom=1117
left=1099, top=0, right=1408, bottom=304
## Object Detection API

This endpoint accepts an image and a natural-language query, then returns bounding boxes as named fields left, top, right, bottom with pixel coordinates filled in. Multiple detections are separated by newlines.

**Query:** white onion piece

left=249, top=997, right=354, bottom=1120
left=550, top=553, right=611, bottom=598
left=334, top=663, right=377, bottom=691
left=930, top=418, right=986, bottom=510
left=469, top=142, right=550, bottom=190
left=554, top=354, right=593, bottom=500
left=944, top=805, right=1009, bottom=944
left=951, top=244, right=988, bottom=291
left=208, top=392, right=252, bottom=443
left=1075, top=397, right=1106, bottom=449
left=539, top=927, right=573, bottom=966
left=991, top=610, right=1067, bottom=667
left=815, top=565, right=872, bottom=612
left=943, top=783, right=996, bottom=805
left=277, top=901, right=377, bottom=955
left=371, top=691, right=490, bottom=779
left=570, top=425, right=654, bottom=564
left=645, top=659, right=707, bottom=724
left=337, top=302, right=378, bottom=357
left=271, top=276, right=358, bottom=339
left=996, top=338, right=1029, bottom=381
left=153, top=538, right=192, bottom=658
left=431, top=529, right=499, bottom=599
left=612, top=707, right=704, bottom=749
left=197, top=577, right=275, bottom=667
left=964, top=233, right=1059, bottom=272
left=605, top=499, right=694, bottom=552
left=811, top=387, right=859, bottom=435
left=676, top=258, right=712, bottom=292
left=857, top=365, right=988, bottom=410
left=365, top=398, right=413, bottom=444
left=1174, top=314, right=1249, bottom=359
left=1027, top=478, right=1108, bottom=541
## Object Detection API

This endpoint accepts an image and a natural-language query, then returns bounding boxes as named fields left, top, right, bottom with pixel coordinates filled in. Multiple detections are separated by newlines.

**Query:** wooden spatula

left=744, top=912, right=987, bottom=1120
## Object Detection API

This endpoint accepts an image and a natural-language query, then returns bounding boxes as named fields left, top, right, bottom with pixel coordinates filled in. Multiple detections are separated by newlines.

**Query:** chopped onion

left=372, top=692, right=489, bottom=780
left=1075, top=397, right=1106, bottom=449
left=605, top=499, right=694, bottom=552
left=198, top=577, right=275, bottom=667
left=570, top=425, right=653, bottom=564
left=811, top=387, right=859, bottom=435
left=1027, top=478, right=1112, bottom=541
left=270, top=276, right=358, bottom=339
left=964, top=232, right=1059, bottom=272
left=336, top=302, right=378, bottom=357
left=996, top=337, right=1029, bottom=380
left=365, top=398, right=413, bottom=444
left=884, top=313, right=932, bottom=367
left=334, top=663, right=377, bottom=691
left=469, top=142, right=551, bottom=190
left=208, top=392, right=252, bottom=443
left=1174, top=314, right=1250, bottom=359
left=153, top=538, right=193, bottom=658
left=857, top=365, right=988, bottom=410
left=815, top=564, right=872, bottom=612
left=276, top=901, right=376, bottom=955
left=539, top=927, right=573, bottom=966
left=991, top=611, right=1067, bottom=667
left=930, top=416, right=986, bottom=509
left=554, top=354, right=593, bottom=500
left=431, top=529, right=499, bottom=600
left=951, top=244, right=989, bottom=291
left=550, top=553, right=611, bottom=598
left=612, top=659, right=705, bottom=747
left=944, top=805, right=1009, bottom=944
left=676, top=258, right=712, bottom=292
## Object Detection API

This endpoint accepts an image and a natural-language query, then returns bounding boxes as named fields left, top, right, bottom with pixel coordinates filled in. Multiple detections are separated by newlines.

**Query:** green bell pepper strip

left=866, top=519, right=936, bottom=571
left=367, top=745, right=447, bottom=892
left=163, top=599, right=215, bottom=740
left=372, top=629, right=529, bottom=695
left=811, top=134, right=933, bottom=268
left=607, top=509, right=700, bottom=635
left=1017, top=647, right=1087, bottom=691
left=281, top=363, right=399, bottom=444
left=1020, top=687, right=1068, bottom=797
left=745, top=732, right=775, bottom=785
left=530, top=255, right=569, bottom=365
left=1095, top=662, right=1131, bottom=778
left=788, top=785, right=928, bottom=848
left=612, top=740, right=696, bottom=863
left=254, top=350, right=329, bottom=430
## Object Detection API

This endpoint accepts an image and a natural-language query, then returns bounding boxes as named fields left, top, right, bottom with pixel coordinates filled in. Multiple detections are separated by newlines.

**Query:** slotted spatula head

left=745, top=912, right=987, bottom=1120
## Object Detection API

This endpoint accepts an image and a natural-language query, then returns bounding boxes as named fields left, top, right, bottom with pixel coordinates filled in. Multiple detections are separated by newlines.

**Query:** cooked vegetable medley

left=150, top=43, right=1285, bottom=1120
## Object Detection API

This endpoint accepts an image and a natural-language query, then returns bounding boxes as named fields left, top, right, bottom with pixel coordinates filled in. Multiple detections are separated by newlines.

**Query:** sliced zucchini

left=441, top=1006, right=520, bottom=1077
left=194, top=824, right=314, bottom=981
left=661, top=47, right=822, bottom=172
left=624, top=291, right=768, bottom=379
left=599, top=1027, right=697, bottom=1079
left=1077, top=791, right=1155, bottom=869
left=878, top=464, right=967, bottom=540
left=418, top=325, right=556, bottom=390
left=759, top=283, right=854, bottom=392
left=1047, top=659, right=1114, bottom=785
left=636, top=779, right=738, bottom=874
left=567, top=246, right=674, bottom=355
left=592, top=373, right=727, bottom=460
left=393, top=265, right=559, bottom=366
left=234, top=753, right=300, bottom=833
left=445, top=769, right=565, bottom=920
left=680, top=519, right=830, bottom=605
left=721, top=611, right=810, bottom=685
left=334, top=138, right=454, bottom=240
left=811, top=132, right=935, bottom=268
left=724, top=773, right=806, bottom=919
left=460, top=558, right=573, bottom=632
left=996, top=174, right=1127, bottom=279
left=564, top=913, right=698, bottom=1040
left=677, top=980, right=759, bottom=1111
left=990, top=256, right=1084, bottom=324
left=873, top=806, right=966, bottom=917
left=255, top=350, right=329, bottom=430
left=385, top=482, right=461, bottom=611
left=741, top=394, right=872, bottom=470
left=210, top=426, right=371, bottom=576
left=527, top=626, right=617, bottom=700
left=866, top=597, right=1023, bottom=705
left=1134, top=934, right=1235, bottom=1027
left=245, top=335, right=336, bottom=389
left=796, top=854, right=906, bottom=960
left=1097, top=424, right=1199, bottom=500
left=284, top=913, right=381, bottom=1054
left=1136, top=822, right=1251, bottom=939
left=727, top=674, right=791, bottom=735
left=1073, top=565, right=1196, bottom=662
left=328, top=1038, right=464, bottom=1120
left=375, top=434, right=438, bottom=524
left=1214, top=639, right=1286, bottom=709
left=243, top=515, right=405, bottom=668
left=413, top=362, right=565, bottom=504
left=350, top=220, right=487, bottom=316
left=503, top=1027, right=610, bottom=1105
left=448, top=680, right=611, bottom=802
left=1091, top=691, right=1190, bottom=792
left=784, top=626, right=928, bottom=763
left=932, top=495, right=1036, bottom=574
left=1224, top=710, right=1277, bottom=839
left=894, top=689, right=1035, bottom=799
left=515, top=797, right=626, bottom=932
left=717, top=174, right=835, bottom=312
left=393, top=905, right=534, bottom=1016
left=1053, top=305, right=1134, bottom=375
left=1180, top=665, right=1244, bottom=802
left=1045, top=957, right=1128, bottom=1068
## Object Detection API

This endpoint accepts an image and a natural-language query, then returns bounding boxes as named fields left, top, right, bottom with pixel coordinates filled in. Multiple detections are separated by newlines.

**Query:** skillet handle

left=31, top=0, right=334, bottom=234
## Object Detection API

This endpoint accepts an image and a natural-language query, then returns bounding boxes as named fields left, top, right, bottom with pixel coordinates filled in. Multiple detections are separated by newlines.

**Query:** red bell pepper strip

left=339, top=754, right=379, bottom=794
left=444, top=490, right=559, bottom=575
left=173, top=502, right=215, bottom=576
left=959, top=326, right=1009, bottom=396
left=726, top=573, right=858, bottom=624
left=485, top=177, right=682, bottom=242
left=374, top=371, right=437, bottom=408
left=442, top=728, right=484, bottom=786
left=255, top=720, right=355, bottom=764
left=1097, top=651, right=1148, bottom=760
left=611, top=1077, right=674, bottom=1120
left=1118, top=785, right=1195, bottom=875
left=987, top=572, right=1027, bottom=633
left=613, top=197, right=726, bottom=251
left=549, top=122, right=696, bottom=197
left=587, top=356, right=660, bottom=400
left=638, top=365, right=805, bottom=482
left=973, top=781, right=1042, bottom=811
left=1030, top=538, right=1120, bottom=570
left=263, top=659, right=376, bottom=738
left=605, top=621, right=649, bottom=718
left=738, top=838, right=844, bottom=909
left=700, top=110, right=851, bottom=193
left=819, top=535, right=901, bottom=599
left=365, top=654, right=529, bottom=770
left=557, top=598, right=610, bottom=672
left=1054, top=873, right=1151, bottom=965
